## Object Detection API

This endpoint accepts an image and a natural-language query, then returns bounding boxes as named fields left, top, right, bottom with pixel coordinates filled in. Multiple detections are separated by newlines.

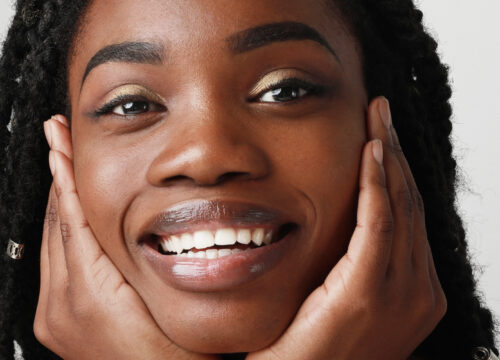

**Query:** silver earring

left=473, top=347, right=499, bottom=360
left=6, top=239, right=24, bottom=260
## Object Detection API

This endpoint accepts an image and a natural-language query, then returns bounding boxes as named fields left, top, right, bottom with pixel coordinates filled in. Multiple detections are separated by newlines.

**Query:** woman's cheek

left=289, top=112, right=364, bottom=257
left=73, top=145, right=147, bottom=260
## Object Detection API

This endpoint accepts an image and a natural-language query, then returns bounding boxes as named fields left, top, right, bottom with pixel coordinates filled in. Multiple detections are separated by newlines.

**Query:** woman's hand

left=34, top=116, right=219, bottom=360
left=247, top=97, right=447, bottom=360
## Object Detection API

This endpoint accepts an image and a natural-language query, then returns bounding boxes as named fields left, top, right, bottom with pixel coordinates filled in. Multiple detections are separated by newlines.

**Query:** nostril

left=215, top=171, right=252, bottom=185
left=161, top=175, right=192, bottom=186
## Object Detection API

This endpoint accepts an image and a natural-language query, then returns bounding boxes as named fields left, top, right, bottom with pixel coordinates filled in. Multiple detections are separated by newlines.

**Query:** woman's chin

left=171, top=327, right=281, bottom=354
left=153, top=298, right=297, bottom=354
left=172, top=333, right=280, bottom=354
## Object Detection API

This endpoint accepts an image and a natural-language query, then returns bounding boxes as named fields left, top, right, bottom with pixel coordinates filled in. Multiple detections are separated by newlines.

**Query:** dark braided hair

left=0, top=0, right=497, bottom=359
left=0, top=1, right=89, bottom=358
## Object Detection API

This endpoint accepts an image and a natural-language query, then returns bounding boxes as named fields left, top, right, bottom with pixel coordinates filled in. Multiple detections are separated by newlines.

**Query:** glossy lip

left=141, top=228, right=296, bottom=292
left=139, top=199, right=283, bottom=237
left=138, top=199, right=298, bottom=292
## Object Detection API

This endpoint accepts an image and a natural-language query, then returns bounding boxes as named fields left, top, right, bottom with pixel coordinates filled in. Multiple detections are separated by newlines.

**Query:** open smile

left=138, top=200, right=299, bottom=292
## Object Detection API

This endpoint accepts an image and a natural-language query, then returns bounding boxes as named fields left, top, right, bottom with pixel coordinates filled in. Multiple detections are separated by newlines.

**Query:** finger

left=367, top=98, right=414, bottom=273
left=35, top=189, right=53, bottom=338
left=346, top=139, right=392, bottom=280
left=35, top=186, right=66, bottom=353
left=427, top=244, right=447, bottom=317
left=50, top=149, right=104, bottom=279
left=44, top=115, right=73, bottom=160
left=388, top=124, right=428, bottom=269
left=46, top=185, right=69, bottom=292
left=41, top=186, right=53, bottom=294
left=43, top=117, right=72, bottom=287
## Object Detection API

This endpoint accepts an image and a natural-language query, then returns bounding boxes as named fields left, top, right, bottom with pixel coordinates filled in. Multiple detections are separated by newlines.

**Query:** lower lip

left=141, top=230, right=296, bottom=292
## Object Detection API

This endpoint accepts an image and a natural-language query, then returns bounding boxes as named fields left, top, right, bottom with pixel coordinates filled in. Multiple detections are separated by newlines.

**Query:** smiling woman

left=0, top=1, right=497, bottom=360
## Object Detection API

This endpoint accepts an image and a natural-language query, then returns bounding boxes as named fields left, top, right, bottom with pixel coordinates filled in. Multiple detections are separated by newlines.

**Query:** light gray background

left=1, top=0, right=498, bottom=342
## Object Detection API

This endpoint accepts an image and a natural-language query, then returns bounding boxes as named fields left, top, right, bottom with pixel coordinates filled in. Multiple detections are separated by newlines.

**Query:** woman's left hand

left=247, top=97, right=447, bottom=360
left=34, top=116, right=219, bottom=360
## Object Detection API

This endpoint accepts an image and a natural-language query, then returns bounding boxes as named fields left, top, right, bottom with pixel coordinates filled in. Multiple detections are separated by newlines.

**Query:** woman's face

left=68, top=0, right=367, bottom=353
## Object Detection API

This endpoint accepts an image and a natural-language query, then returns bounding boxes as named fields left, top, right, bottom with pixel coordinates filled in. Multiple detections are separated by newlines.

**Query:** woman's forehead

left=68, top=0, right=353, bottom=84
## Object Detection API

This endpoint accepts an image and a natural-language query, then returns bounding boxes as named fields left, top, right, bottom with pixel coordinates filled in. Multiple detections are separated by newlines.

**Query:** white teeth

left=181, top=248, right=239, bottom=259
left=194, top=231, right=215, bottom=249
left=161, top=227, right=274, bottom=253
left=181, top=233, right=194, bottom=251
left=195, top=251, right=206, bottom=259
left=252, top=228, right=265, bottom=246
left=237, top=229, right=252, bottom=245
left=214, top=228, right=237, bottom=246
left=218, top=249, right=232, bottom=257
left=206, top=249, right=218, bottom=259
left=264, top=230, right=273, bottom=245
left=171, top=235, right=183, bottom=254
left=160, top=238, right=169, bottom=253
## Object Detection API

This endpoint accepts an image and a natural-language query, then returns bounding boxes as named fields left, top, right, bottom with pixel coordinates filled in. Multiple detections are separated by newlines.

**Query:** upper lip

left=139, top=199, right=292, bottom=241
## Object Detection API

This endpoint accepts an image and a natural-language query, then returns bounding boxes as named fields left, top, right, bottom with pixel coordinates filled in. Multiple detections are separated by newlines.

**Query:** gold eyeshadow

left=101, top=84, right=166, bottom=106
left=248, top=69, right=315, bottom=98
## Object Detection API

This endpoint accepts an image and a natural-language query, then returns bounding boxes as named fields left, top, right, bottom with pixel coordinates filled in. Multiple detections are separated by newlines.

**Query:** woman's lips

left=137, top=200, right=298, bottom=292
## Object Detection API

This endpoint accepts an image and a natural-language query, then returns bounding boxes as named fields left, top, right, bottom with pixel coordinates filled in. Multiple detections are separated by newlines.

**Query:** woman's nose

left=146, top=110, right=271, bottom=187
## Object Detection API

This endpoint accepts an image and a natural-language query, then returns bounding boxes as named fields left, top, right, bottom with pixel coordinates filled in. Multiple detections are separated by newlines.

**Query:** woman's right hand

left=247, top=98, right=447, bottom=360
left=34, top=116, right=219, bottom=360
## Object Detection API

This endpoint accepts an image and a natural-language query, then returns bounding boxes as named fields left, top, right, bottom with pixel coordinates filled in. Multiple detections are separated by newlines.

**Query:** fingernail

left=51, top=115, right=69, bottom=128
left=43, top=121, right=52, bottom=147
left=378, top=98, right=392, bottom=130
left=49, top=151, right=56, bottom=175
left=372, top=139, right=384, bottom=165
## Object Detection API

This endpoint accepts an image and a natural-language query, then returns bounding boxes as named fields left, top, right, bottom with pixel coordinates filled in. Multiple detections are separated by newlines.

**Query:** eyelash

left=93, top=94, right=165, bottom=117
left=93, top=78, right=326, bottom=118
left=251, top=77, right=327, bottom=103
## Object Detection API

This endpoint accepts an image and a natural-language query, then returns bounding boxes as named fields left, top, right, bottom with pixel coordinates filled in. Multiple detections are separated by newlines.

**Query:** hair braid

left=0, top=1, right=89, bottom=359
left=336, top=0, right=498, bottom=358
left=0, top=2, right=40, bottom=356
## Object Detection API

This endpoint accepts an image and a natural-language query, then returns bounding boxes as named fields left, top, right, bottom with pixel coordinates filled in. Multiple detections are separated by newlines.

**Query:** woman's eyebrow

left=80, top=22, right=339, bottom=89
left=81, top=41, right=165, bottom=88
left=226, top=21, right=342, bottom=65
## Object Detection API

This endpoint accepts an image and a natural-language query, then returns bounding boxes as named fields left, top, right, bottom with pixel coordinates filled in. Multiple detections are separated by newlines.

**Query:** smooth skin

left=35, top=99, right=446, bottom=359
left=55, top=0, right=368, bottom=353
left=34, top=0, right=446, bottom=358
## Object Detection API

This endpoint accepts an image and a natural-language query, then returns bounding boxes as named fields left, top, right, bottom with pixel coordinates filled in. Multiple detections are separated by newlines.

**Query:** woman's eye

left=112, top=101, right=151, bottom=115
left=259, top=86, right=309, bottom=103
left=93, top=97, right=166, bottom=118
left=254, top=78, right=325, bottom=104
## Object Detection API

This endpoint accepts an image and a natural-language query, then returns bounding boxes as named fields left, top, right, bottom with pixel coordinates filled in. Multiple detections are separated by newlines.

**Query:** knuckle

left=435, top=289, right=448, bottom=319
left=412, top=187, right=425, bottom=214
left=45, top=305, right=59, bottom=328
left=419, top=294, right=435, bottom=316
left=33, top=317, right=51, bottom=345
left=47, top=202, right=58, bottom=226
left=414, top=285, right=447, bottom=323
left=78, top=218, right=90, bottom=230
left=396, top=188, right=413, bottom=216
left=45, top=309, right=65, bottom=341
left=388, top=142, right=403, bottom=155
left=90, top=256, right=113, bottom=291
left=59, top=222, right=71, bottom=243
left=373, top=171, right=387, bottom=189
left=371, top=217, right=394, bottom=235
